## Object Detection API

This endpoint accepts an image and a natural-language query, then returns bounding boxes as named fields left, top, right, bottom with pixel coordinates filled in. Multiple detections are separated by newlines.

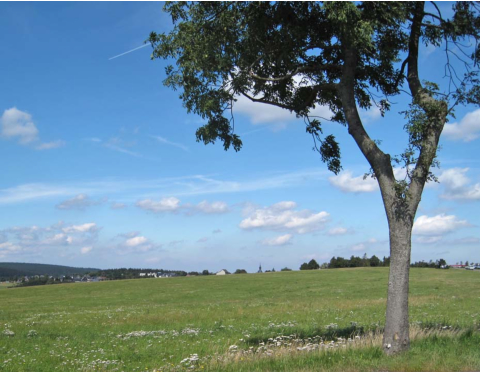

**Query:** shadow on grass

left=245, top=320, right=473, bottom=346
left=245, top=324, right=366, bottom=345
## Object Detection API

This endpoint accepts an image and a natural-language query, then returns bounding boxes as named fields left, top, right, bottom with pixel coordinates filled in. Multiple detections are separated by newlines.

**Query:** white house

left=215, top=269, right=230, bottom=275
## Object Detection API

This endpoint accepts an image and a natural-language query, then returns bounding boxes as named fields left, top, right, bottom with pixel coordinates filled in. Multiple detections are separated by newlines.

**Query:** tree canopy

left=150, top=2, right=480, bottom=176
left=149, top=1, right=480, bottom=355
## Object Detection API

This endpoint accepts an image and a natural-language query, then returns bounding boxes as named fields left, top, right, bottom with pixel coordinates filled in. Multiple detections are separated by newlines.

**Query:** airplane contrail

left=108, top=42, right=151, bottom=60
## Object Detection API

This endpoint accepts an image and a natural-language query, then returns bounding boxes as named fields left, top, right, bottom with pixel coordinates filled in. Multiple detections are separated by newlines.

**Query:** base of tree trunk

left=382, top=331, right=410, bottom=355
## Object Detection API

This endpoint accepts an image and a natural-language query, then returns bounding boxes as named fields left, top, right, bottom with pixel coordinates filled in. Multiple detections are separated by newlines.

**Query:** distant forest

left=0, top=262, right=99, bottom=280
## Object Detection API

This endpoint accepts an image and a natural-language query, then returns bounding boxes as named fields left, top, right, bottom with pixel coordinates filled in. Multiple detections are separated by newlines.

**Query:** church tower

left=258, top=263, right=262, bottom=273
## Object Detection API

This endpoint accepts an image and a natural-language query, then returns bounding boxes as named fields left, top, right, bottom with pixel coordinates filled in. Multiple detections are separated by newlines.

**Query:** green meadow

left=0, top=268, right=479, bottom=371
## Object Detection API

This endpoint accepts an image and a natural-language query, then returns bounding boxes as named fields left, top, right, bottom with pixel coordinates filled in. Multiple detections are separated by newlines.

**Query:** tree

left=307, top=259, right=320, bottom=270
left=202, top=269, right=210, bottom=276
left=234, top=269, right=247, bottom=274
left=436, top=258, right=447, bottom=268
left=370, top=255, right=381, bottom=267
left=299, top=262, right=309, bottom=271
left=150, top=2, right=480, bottom=354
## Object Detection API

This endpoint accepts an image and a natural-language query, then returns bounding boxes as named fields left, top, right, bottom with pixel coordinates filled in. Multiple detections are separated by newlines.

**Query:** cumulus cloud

left=136, top=197, right=230, bottom=215
left=35, top=140, right=66, bottom=150
left=193, top=200, right=229, bottom=214
left=80, top=246, right=93, bottom=254
left=351, top=243, right=366, bottom=252
left=234, top=93, right=332, bottom=130
left=413, top=214, right=470, bottom=236
left=62, top=223, right=97, bottom=233
left=439, top=168, right=480, bottom=200
left=111, top=202, right=126, bottom=210
left=443, top=109, right=480, bottom=142
left=346, top=238, right=382, bottom=253
left=415, top=236, right=443, bottom=244
left=136, top=197, right=181, bottom=213
left=1, top=107, right=39, bottom=144
left=56, top=194, right=105, bottom=210
left=261, top=234, right=293, bottom=246
left=329, top=171, right=378, bottom=193
left=327, top=227, right=350, bottom=236
left=125, top=236, right=148, bottom=247
left=0, top=221, right=99, bottom=261
left=1, top=107, right=64, bottom=149
left=117, top=234, right=161, bottom=254
left=239, top=201, right=329, bottom=234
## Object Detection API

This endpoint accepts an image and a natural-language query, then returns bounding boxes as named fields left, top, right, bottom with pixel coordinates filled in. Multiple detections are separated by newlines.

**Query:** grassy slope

left=0, top=268, right=479, bottom=371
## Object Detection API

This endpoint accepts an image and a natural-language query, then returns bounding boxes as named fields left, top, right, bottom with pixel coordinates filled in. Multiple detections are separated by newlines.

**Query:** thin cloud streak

left=108, top=42, right=151, bottom=60
left=150, top=135, right=189, bottom=152
left=0, top=169, right=327, bottom=205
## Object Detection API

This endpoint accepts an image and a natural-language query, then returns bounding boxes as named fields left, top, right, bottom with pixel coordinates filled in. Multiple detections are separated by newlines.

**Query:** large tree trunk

left=382, top=218, right=413, bottom=354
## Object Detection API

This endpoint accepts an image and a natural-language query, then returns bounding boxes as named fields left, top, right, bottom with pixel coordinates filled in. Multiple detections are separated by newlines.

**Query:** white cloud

left=80, top=246, right=93, bottom=254
left=194, top=200, right=229, bottom=214
left=351, top=243, right=366, bottom=252
left=0, top=241, right=21, bottom=252
left=329, top=171, right=378, bottom=193
left=0, top=222, right=99, bottom=261
left=261, top=234, right=293, bottom=246
left=234, top=93, right=332, bottom=130
left=136, top=197, right=181, bottom=213
left=360, top=105, right=382, bottom=124
left=42, top=233, right=72, bottom=245
left=116, top=234, right=162, bottom=254
left=56, top=194, right=105, bottom=210
left=347, top=238, right=383, bottom=253
left=1, top=107, right=64, bottom=150
left=239, top=201, right=329, bottom=234
left=439, top=168, right=480, bottom=200
left=443, top=109, right=480, bottom=142
left=125, top=236, right=148, bottom=247
left=1, top=107, right=39, bottom=144
left=327, top=227, right=349, bottom=236
left=413, top=214, right=469, bottom=236
left=415, top=236, right=443, bottom=244
left=62, top=223, right=97, bottom=233
left=35, top=140, right=66, bottom=150
left=136, top=197, right=230, bottom=215
left=111, top=202, right=126, bottom=210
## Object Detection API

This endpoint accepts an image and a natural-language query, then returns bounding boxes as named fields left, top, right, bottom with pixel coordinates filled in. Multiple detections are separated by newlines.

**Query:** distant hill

left=0, top=262, right=99, bottom=278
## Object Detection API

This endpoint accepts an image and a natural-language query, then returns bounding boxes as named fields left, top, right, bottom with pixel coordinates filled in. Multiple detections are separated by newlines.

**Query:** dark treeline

left=328, top=254, right=389, bottom=268
left=300, top=255, right=390, bottom=270
left=410, top=258, right=448, bottom=268
left=300, top=255, right=455, bottom=270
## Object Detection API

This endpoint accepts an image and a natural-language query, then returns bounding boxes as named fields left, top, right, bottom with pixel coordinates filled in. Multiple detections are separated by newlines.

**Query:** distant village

left=1, top=256, right=479, bottom=288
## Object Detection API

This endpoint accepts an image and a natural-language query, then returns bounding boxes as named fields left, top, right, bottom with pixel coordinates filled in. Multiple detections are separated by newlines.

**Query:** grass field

left=0, top=268, right=479, bottom=371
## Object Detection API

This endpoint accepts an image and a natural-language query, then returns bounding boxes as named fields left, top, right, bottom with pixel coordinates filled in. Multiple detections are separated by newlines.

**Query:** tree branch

left=338, top=45, right=396, bottom=213
left=249, top=64, right=340, bottom=82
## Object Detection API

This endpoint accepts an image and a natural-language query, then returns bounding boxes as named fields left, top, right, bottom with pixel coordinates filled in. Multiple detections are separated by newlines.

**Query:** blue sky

left=0, top=2, right=479, bottom=272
